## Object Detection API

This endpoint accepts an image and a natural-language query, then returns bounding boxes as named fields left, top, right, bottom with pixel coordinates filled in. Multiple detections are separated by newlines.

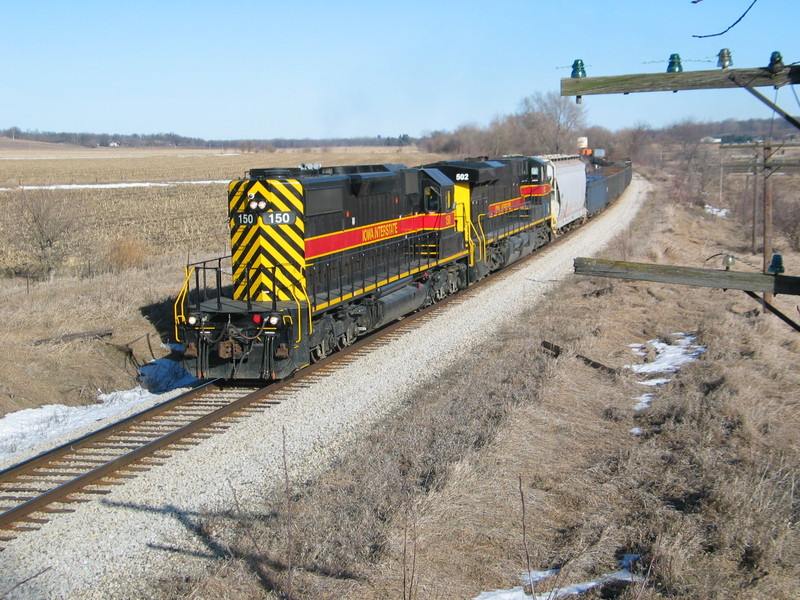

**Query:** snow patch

left=637, top=378, right=672, bottom=387
left=625, top=334, right=706, bottom=374
left=626, top=333, right=706, bottom=424
left=0, top=387, right=155, bottom=463
left=0, top=359, right=197, bottom=464
left=704, top=204, right=730, bottom=218
left=475, top=556, right=643, bottom=599
left=633, top=394, right=655, bottom=411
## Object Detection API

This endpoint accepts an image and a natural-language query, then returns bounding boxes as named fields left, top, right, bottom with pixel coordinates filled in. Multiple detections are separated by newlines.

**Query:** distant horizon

left=2, top=112, right=796, bottom=147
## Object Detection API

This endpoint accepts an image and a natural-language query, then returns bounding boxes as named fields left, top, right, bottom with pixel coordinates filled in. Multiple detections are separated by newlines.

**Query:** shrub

left=108, top=236, right=149, bottom=272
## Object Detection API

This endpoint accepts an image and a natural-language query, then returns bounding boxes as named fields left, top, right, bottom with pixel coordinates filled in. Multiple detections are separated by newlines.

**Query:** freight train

left=173, top=154, right=632, bottom=380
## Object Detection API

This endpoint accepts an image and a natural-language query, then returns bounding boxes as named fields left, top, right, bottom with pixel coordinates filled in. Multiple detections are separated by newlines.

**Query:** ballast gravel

left=0, top=176, right=648, bottom=599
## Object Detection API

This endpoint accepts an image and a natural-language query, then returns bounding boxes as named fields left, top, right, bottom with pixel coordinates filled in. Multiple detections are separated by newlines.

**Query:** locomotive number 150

left=234, top=211, right=297, bottom=226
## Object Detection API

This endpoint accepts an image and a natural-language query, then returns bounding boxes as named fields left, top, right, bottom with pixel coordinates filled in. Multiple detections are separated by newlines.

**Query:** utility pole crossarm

left=730, top=73, right=800, bottom=130
left=573, top=257, right=800, bottom=296
left=561, top=65, right=800, bottom=97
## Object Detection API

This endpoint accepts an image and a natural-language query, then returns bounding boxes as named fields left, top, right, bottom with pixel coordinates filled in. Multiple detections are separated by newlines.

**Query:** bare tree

left=11, top=190, right=74, bottom=276
left=616, top=121, right=656, bottom=165
left=774, top=189, right=800, bottom=251
left=517, top=91, right=585, bottom=154
left=665, top=120, right=718, bottom=205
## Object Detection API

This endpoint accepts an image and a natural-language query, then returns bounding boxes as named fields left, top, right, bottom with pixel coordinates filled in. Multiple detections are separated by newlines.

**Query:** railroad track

left=0, top=202, right=611, bottom=550
left=0, top=381, right=274, bottom=548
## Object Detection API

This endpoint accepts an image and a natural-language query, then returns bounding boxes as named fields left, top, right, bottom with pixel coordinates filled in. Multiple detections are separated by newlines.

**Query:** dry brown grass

left=161, top=173, right=799, bottom=599
left=0, top=253, right=185, bottom=412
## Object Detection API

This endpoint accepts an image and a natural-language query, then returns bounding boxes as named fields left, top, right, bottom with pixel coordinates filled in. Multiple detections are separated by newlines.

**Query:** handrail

left=286, top=282, right=304, bottom=344
left=477, top=214, right=488, bottom=265
left=465, top=219, right=482, bottom=266
left=298, top=269, right=313, bottom=339
left=173, top=265, right=196, bottom=342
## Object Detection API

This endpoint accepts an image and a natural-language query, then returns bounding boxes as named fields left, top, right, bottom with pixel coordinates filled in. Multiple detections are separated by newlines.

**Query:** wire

left=692, top=0, right=759, bottom=38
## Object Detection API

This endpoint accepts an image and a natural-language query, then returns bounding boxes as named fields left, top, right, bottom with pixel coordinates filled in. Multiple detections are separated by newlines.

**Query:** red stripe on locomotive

left=488, top=196, right=527, bottom=216
left=520, top=183, right=552, bottom=196
left=305, top=212, right=456, bottom=259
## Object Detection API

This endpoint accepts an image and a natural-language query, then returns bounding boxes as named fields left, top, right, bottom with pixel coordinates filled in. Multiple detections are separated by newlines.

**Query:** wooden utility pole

left=562, top=56, right=800, bottom=321
left=721, top=140, right=800, bottom=262
left=763, top=138, right=774, bottom=306
left=574, top=258, right=800, bottom=296
left=750, top=170, right=757, bottom=254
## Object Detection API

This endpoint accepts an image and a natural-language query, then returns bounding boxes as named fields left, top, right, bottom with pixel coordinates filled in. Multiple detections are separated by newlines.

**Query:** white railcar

left=544, top=155, right=587, bottom=230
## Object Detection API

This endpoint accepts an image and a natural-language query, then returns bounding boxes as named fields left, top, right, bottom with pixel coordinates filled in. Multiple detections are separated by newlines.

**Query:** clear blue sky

left=2, top=0, right=797, bottom=140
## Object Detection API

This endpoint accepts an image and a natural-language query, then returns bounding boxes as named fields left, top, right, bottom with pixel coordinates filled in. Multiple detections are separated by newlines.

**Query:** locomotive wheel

left=448, top=275, right=459, bottom=295
left=310, top=337, right=331, bottom=363
left=310, top=323, right=336, bottom=362
left=336, top=322, right=358, bottom=350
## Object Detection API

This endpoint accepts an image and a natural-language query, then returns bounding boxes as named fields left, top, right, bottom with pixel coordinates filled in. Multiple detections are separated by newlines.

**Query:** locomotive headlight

left=267, top=314, right=281, bottom=326
left=249, top=199, right=259, bottom=210
left=187, top=314, right=200, bottom=325
left=257, top=199, right=267, bottom=210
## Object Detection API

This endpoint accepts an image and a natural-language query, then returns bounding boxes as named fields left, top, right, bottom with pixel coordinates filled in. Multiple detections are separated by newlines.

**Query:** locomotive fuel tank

left=371, top=281, right=429, bottom=330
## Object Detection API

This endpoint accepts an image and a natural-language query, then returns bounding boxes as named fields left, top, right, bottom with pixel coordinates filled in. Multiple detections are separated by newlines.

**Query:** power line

left=693, top=0, right=759, bottom=39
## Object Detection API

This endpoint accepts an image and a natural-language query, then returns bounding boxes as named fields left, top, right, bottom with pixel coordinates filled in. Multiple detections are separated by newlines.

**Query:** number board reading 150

left=234, top=211, right=297, bottom=226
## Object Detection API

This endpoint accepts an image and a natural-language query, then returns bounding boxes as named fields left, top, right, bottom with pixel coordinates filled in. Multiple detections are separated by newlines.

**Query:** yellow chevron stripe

left=271, top=268, right=306, bottom=300
left=250, top=180, right=269, bottom=198
left=273, top=180, right=304, bottom=213
left=263, top=226, right=305, bottom=267
left=261, top=216, right=305, bottom=250
left=241, top=264, right=304, bottom=302
left=234, top=232, right=305, bottom=300
left=231, top=221, right=260, bottom=249
left=235, top=255, right=272, bottom=299
left=228, top=182, right=245, bottom=209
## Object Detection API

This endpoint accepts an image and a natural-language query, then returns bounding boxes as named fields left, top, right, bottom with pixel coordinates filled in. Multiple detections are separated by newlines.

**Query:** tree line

left=2, top=103, right=794, bottom=155
left=0, top=127, right=413, bottom=150
left=418, top=92, right=797, bottom=161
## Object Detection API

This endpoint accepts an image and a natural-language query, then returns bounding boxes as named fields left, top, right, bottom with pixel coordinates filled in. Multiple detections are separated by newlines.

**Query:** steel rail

left=0, top=380, right=222, bottom=481
left=0, top=384, right=280, bottom=534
